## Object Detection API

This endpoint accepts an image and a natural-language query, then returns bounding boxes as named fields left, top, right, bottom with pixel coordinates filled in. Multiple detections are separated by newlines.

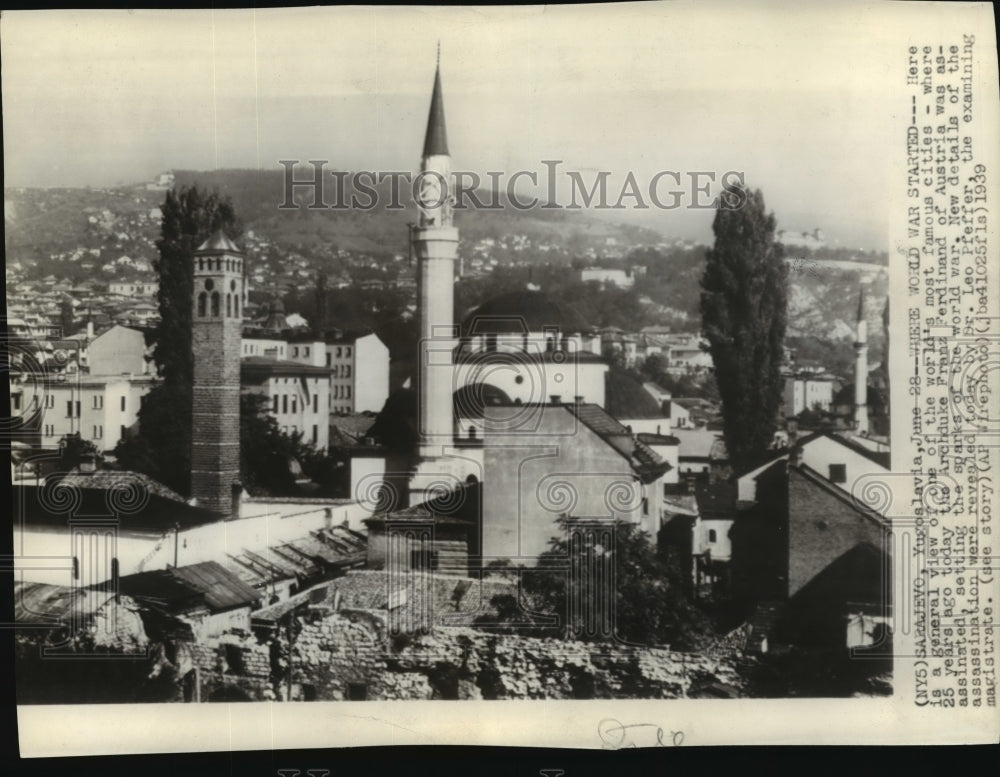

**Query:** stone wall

left=285, top=613, right=748, bottom=701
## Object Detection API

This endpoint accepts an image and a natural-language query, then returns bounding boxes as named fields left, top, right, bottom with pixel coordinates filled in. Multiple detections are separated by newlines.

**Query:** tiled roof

left=56, top=469, right=187, bottom=505
left=252, top=570, right=520, bottom=629
left=370, top=481, right=481, bottom=525
left=13, top=581, right=117, bottom=625
left=605, top=370, right=664, bottom=420
left=565, top=403, right=670, bottom=483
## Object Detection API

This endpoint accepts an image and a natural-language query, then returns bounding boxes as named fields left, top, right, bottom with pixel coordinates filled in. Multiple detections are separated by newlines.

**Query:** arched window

left=211, top=292, right=220, bottom=317
left=198, top=258, right=204, bottom=271
left=708, top=529, right=717, bottom=543
left=226, top=294, right=232, bottom=317
left=197, top=292, right=207, bottom=317
left=234, top=295, right=240, bottom=318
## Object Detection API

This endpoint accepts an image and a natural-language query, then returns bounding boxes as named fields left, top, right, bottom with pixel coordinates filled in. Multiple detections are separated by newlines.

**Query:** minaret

left=409, top=50, right=459, bottom=504
left=853, top=286, right=869, bottom=435
left=191, top=229, right=244, bottom=517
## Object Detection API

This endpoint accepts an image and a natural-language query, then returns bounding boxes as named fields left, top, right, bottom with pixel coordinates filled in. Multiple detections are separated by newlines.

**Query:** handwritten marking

left=598, top=718, right=684, bottom=749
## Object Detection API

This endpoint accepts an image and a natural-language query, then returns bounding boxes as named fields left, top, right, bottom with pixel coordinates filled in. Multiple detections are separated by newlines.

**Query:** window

left=66, top=400, right=73, bottom=418
left=45, top=395, right=55, bottom=409
left=829, top=464, right=847, bottom=484
left=326, top=353, right=331, bottom=367
left=273, top=395, right=279, bottom=413
left=93, top=425, right=102, bottom=439
left=12, top=394, right=21, bottom=412
left=312, top=425, right=318, bottom=444
left=293, top=346, right=299, bottom=357
left=211, top=292, right=220, bottom=317
left=410, top=548, right=439, bottom=571
left=72, top=557, right=79, bottom=581
left=120, top=425, right=127, bottom=440
left=312, top=395, right=318, bottom=413
left=234, top=295, right=240, bottom=318
left=304, top=346, right=310, bottom=357
left=282, top=395, right=288, bottom=414
left=92, top=395, right=103, bottom=409
left=226, top=294, right=232, bottom=317
left=642, top=497, right=649, bottom=515
left=291, top=397, right=297, bottom=414
left=708, top=529, right=717, bottom=543
left=346, top=386, right=351, bottom=399
left=345, top=365, right=351, bottom=378
left=44, top=424, right=54, bottom=437
left=345, top=347, right=351, bottom=358
left=120, top=396, right=126, bottom=412
left=197, top=292, right=207, bottom=317
left=336, top=347, right=342, bottom=358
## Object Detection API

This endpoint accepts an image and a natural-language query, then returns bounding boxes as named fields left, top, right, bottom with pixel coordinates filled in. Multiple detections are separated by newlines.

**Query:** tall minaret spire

left=853, top=286, right=869, bottom=435
left=409, top=50, right=460, bottom=504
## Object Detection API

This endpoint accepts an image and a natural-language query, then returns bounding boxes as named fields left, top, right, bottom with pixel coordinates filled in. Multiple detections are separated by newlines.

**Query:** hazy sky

left=2, top=3, right=901, bottom=246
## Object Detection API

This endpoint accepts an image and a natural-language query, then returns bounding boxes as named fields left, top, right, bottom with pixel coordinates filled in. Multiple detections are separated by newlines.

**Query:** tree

left=58, top=299, right=75, bottom=338
left=700, top=184, right=787, bottom=472
left=486, top=518, right=713, bottom=650
left=114, top=186, right=241, bottom=495
left=58, top=433, right=99, bottom=470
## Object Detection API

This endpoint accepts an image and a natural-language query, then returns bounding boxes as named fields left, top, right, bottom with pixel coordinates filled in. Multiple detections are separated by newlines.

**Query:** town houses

left=9, top=53, right=893, bottom=703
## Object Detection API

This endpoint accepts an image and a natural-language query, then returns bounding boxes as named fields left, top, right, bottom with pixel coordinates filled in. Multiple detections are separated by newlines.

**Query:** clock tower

left=191, top=229, right=244, bottom=518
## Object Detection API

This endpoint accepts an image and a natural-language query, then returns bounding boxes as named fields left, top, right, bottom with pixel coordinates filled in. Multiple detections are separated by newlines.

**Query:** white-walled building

left=87, top=324, right=153, bottom=377
left=454, top=291, right=607, bottom=408
left=325, top=333, right=390, bottom=415
left=27, top=374, right=156, bottom=452
left=783, top=372, right=837, bottom=417
left=241, top=358, right=332, bottom=450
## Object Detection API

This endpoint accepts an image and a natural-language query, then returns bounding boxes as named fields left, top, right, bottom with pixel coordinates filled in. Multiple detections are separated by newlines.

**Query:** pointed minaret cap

left=422, top=55, right=449, bottom=158
left=196, top=228, right=241, bottom=254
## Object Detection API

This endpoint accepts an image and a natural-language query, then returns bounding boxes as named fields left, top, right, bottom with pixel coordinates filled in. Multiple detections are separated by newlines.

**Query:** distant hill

left=5, top=169, right=888, bottom=362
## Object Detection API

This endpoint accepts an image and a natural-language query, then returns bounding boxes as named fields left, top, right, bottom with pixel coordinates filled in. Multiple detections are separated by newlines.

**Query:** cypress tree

left=700, top=184, right=788, bottom=473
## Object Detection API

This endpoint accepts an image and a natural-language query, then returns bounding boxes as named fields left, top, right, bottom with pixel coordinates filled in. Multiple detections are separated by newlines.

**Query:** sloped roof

left=195, top=229, right=241, bottom=254
left=564, top=403, right=671, bottom=483
left=118, top=560, right=261, bottom=614
left=605, top=370, right=664, bottom=420
left=13, top=581, right=117, bottom=625
left=369, top=481, right=481, bottom=526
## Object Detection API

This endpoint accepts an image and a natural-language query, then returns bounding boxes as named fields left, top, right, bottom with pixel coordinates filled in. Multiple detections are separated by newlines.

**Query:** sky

left=1, top=3, right=902, bottom=247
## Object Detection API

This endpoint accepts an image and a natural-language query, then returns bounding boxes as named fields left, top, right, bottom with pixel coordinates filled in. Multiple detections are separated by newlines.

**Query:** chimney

left=550, top=394, right=562, bottom=405
left=574, top=395, right=584, bottom=404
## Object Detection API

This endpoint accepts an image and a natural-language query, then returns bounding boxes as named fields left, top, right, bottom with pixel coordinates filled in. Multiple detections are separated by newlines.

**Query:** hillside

left=5, top=169, right=887, bottom=365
